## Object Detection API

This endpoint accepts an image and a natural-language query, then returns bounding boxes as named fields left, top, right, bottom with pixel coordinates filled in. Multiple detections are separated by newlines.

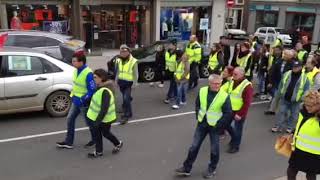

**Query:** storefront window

left=255, top=11, right=278, bottom=29
left=286, top=13, right=315, bottom=39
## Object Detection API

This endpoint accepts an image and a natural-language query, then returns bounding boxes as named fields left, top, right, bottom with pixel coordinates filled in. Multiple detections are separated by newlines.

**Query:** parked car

left=2, top=30, right=85, bottom=61
left=107, top=40, right=210, bottom=82
left=0, top=47, right=74, bottom=117
left=225, top=24, right=248, bottom=39
left=254, top=27, right=292, bottom=47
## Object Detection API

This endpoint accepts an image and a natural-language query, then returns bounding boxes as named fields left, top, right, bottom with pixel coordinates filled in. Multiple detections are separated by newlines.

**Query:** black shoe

left=56, top=142, right=73, bottom=149
left=119, top=117, right=128, bottom=125
left=227, top=147, right=239, bottom=154
left=264, top=111, right=275, bottom=115
left=88, top=151, right=103, bottom=158
left=112, top=141, right=123, bottom=154
left=84, top=141, right=95, bottom=148
left=175, top=166, right=191, bottom=176
left=203, top=170, right=216, bottom=179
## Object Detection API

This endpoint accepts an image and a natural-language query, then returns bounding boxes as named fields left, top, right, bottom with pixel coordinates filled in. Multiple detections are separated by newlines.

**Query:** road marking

left=0, top=101, right=269, bottom=143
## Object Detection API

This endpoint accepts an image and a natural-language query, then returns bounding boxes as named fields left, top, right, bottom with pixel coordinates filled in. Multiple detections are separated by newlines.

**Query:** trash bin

left=59, top=40, right=86, bottom=64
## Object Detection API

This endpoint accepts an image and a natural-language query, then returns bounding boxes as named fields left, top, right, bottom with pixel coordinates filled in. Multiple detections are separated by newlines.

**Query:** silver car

left=0, top=47, right=74, bottom=117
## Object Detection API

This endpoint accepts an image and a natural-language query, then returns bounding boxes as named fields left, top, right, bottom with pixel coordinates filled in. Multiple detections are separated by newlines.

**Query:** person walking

left=87, top=69, right=123, bottom=158
left=185, top=35, right=202, bottom=90
left=56, top=52, right=96, bottom=149
left=295, top=42, right=308, bottom=65
left=256, top=44, right=269, bottom=98
left=221, top=67, right=254, bottom=153
left=287, top=90, right=320, bottom=180
left=150, top=44, right=166, bottom=88
left=115, top=45, right=139, bottom=125
left=220, top=36, right=231, bottom=67
left=164, top=40, right=178, bottom=104
left=236, top=42, right=253, bottom=81
left=305, top=56, right=320, bottom=91
left=231, top=43, right=240, bottom=67
left=172, top=51, right=190, bottom=109
left=208, top=43, right=224, bottom=75
left=175, top=74, right=232, bottom=178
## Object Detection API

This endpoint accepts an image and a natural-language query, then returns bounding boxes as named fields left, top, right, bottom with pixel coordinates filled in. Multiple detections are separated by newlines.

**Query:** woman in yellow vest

left=287, top=91, right=320, bottom=180
left=87, top=69, right=123, bottom=158
left=172, top=51, right=190, bottom=109
left=236, top=42, right=253, bottom=81
left=305, top=56, right=320, bottom=91
left=208, top=43, right=224, bottom=75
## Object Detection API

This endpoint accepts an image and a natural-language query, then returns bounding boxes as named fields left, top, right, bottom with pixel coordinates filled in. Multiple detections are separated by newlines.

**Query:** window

left=259, top=28, right=267, bottom=33
left=267, top=29, right=276, bottom=34
left=5, top=35, right=35, bottom=48
left=236, top=0, right=244, bottom=5
left=0, top=56, right=3, bottom=78
left=255, top=11, right=278, bottom=30
left=45, top=37, right=61, bottom=47
left=41, top=58, right=62, bottom=73
left=6, top=55, right=44, bottom=77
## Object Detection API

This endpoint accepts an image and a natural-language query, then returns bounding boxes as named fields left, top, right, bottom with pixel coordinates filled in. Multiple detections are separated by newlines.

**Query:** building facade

left=246, top=0, right=320, bottom=44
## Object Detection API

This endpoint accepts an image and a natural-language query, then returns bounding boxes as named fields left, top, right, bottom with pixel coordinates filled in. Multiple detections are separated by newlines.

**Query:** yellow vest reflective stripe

left=293, top=113, right=320, bottom=155
left=87, top=88, right=116, bottom=123
left=208, top=52, right=221, bottom=71
left=117, top=56, right=137, bottom=81
left=197, top=86, right=228, bottom=126
left=221, top=79, right=251, bottom=111
left=70, top=67, right=92, bottom=98
left=297, top=50, right=307, bottom=62
left=280, top=71, right=307, bottom=102
left=268, top=55, right=274, bottom=71
left=307, top=67, right=320, bottom=87
left=185, top=42, right=202, bottom=63
left=175, top=61, right=190, bottom=80
left=165, top=51, right=177, bottom=72
left=236, top=54, right=252, bottom=76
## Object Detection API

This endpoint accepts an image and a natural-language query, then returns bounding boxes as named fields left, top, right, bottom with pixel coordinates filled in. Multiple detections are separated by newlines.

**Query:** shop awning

left=161, top=0, right=212, bottom=7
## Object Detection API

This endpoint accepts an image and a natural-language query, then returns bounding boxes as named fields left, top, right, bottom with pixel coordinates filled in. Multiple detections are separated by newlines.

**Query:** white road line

left=0, top=101, right=269, bottom=143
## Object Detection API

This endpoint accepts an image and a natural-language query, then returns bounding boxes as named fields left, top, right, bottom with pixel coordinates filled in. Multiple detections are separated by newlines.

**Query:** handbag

left=274, top=135, right=293, bottom=158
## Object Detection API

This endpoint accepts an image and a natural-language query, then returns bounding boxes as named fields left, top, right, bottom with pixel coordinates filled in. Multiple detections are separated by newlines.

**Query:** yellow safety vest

left=297, top=50, right=307, bottom=63
left=236, top=54, right=252, bottom=76
left=307, top=67, right=320, bottom=87
left=70, top=66, right=92, bottom=98
left=197, top=86, right=229, bottom=126
left=293, top=113, right=320, bottom=155
left=272, top=38, right=282, bottom=48
left=268, top=55, right=274, bottom=71
left=220, top=79, right=251, bottom=111
left=165, top=51, right=177, bottom=72
left=116, top=56, right=137, bottom=82
left=280, top=70, right=308, bottom=102
left=208, top=52, right=222, bottom=71
left=185, top=41, right=202, bottom=64
left=251, top=41, right=257, bottom=50
left=87, top=88, right=116, bottom=123
left=175, top=61, right=190, bottom=80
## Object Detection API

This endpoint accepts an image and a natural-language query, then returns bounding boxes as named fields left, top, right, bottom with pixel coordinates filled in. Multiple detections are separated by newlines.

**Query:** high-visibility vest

left=165, top=51, right=177, bottom=72
left=220, top=79, right=251, bottom=111
left=185, top=41, right=202, bottom=64
left=70, top=66, right=92, bottom=98
left=236, top=53, right=252, bottom=76
left=208, top=52, right=222, bottom=71
left=197, top=86, right=229, bottom=126
left=268, top=55, right=274, bottom=71
left=175, top=61, right=190, bottom=80
left=307, top=67, right=320, bottom=87
left=293, top=113, right=320, bottom=155
left=116, top=56, right=137, bottom=81
left=251, top=41, right=257, bottom=49
left=272, top=38, right=282, bottom=47
left=280, top=70, right=308, bottom=102
left=87, top=88, right=116, bottom=123
left=297, top=50, right=307, bottom=63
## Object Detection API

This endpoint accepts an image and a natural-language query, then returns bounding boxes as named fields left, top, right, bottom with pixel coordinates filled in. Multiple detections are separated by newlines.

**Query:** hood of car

left=227, top=29, right=246, bottom=34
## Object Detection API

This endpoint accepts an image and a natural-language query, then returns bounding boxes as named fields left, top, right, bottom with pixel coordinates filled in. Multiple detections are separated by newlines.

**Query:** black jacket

left=269, top=58, right=293, bottom=88
left=222, top=44, right=231, bottom=66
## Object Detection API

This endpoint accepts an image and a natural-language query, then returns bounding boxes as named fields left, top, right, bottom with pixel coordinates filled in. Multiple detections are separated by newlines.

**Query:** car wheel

left=200, top=64, right=210, bottom=78
left=141, top=65, right=156, bottom=82
left=45, top=91, right=71, bottom=117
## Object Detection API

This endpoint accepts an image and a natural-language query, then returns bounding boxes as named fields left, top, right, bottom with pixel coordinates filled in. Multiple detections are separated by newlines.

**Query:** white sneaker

left=164, top=99, right=170, bottom=104
left=180, top=101, right=187, bottom=105
left=149, top=82, right=154, bottom=87
left=158, top=84, right=164, bottom=88
left=172, top=105, right=180, bottom=109
left=260, top=95, right=267, bottom=100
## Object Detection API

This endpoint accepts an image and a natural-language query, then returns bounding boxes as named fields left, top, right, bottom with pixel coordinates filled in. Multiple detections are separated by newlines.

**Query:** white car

left=225, top=24, right=248, bottom=39
left=0, top=47, right=74, bottom=117
left=254, top=27, right=292, bottom=47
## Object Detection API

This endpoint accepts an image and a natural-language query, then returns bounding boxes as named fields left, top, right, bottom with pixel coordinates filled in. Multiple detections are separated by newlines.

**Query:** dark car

left=107, top=40, right=210, bottom=82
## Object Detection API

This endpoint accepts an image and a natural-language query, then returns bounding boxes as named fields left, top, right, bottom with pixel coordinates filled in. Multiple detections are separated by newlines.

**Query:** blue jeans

left=226, top=118, right=245, bottom=149
left=65, top=103, right=95, bottom=145
left=183, top=122, right=220, bottom=173
left=119, top=85, right=133, bottom=118
left=167, top=77, right=177, bottom=99
left=275, top=100, right=300, bottom=130
left=176, top=82, right=188, bottom=105
left=258, top=72, right=266, bottom=94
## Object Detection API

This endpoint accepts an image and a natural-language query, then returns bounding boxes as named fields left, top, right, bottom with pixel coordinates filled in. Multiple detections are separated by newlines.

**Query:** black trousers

left=287, top=167, right=316, bottom=180
left=94, top=122, right=120, bottom=153
left=189, top=62, right=199, bottom=89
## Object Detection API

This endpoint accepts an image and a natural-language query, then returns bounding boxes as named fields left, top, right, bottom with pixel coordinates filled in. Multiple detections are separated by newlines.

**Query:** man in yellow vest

left=164, top=40, right=178, bottom=104
left=305, top=56, right=320, bottom=91
left=295, top=42, right=308, bottom=65
left=208, top=43, right=224, bottom=75
left=220, top=67, right=254, bottom=153
left=87, top=69, right=123, bottom=158
left=271, top=61, right=310, bottom=133
left=185, top=35, right=202, bottom=90
left=115, top=44, right=139, bottom=125
left=57, top=52, right=97, bottom=149
left=237, top=42, right=253, bottom=81
left=175, top=74, right=232, bottom=178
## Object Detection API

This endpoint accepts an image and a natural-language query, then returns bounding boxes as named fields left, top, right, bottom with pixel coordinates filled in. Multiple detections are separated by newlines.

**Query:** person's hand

left=234, top=114, right=242, bottom=121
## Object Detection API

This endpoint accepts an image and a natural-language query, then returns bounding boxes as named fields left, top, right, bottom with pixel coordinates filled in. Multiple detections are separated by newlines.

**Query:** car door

left=3, top=55, right=53, bottom=110
left=0, top=56, right=6, bottom=111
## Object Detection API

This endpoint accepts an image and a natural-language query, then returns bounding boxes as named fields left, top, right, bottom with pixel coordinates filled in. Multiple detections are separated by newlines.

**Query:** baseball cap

left=292, top=61, right=302, bottom=67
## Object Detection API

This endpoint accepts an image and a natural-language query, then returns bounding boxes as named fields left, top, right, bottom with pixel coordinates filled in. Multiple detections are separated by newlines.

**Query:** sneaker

left=112, top=141, right=123, bottom=154
left=164, top=99, right=170, bottom=104
left=227, top=147, right=239, bottom=154
left=84, top=141, right=95, bottom=148
left=271, top=127, right=282, bottom=133
left=175, top=167, right=191, bottom=176
left=158, top=84, right=164, bottom=88
left=180, top=101, right=187, bottom=106
left=149, top=82, right=154, bottom=87
left=203, top=170, right=216, bottom=179
left=88, top=151, right=103, bottom=158
left=172, top=105, right=180, bottom=109
left=264, top=110, right=275, bottom=115
left=286, top=129, right=293, bottom=134
left=56, top=142, right=73, bottom=149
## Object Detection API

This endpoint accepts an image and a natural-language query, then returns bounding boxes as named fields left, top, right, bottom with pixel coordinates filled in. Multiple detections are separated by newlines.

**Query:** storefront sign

left=286, top=7, right=316, bottom=13
left=43, top=20, right=68, bottom=34
left=199, top=18, right=209, bottom=30
left=249, top=4, right=279, bottom=11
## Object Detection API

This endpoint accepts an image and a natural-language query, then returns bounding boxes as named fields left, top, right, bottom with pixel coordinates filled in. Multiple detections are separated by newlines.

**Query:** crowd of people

left=54, top=34, right=320, bottom=179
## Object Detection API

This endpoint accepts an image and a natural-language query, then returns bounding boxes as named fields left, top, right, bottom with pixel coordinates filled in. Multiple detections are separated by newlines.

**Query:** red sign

left=0, top=32, right=8, bottom=48
left=227, top=0, right=234, bottom=8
